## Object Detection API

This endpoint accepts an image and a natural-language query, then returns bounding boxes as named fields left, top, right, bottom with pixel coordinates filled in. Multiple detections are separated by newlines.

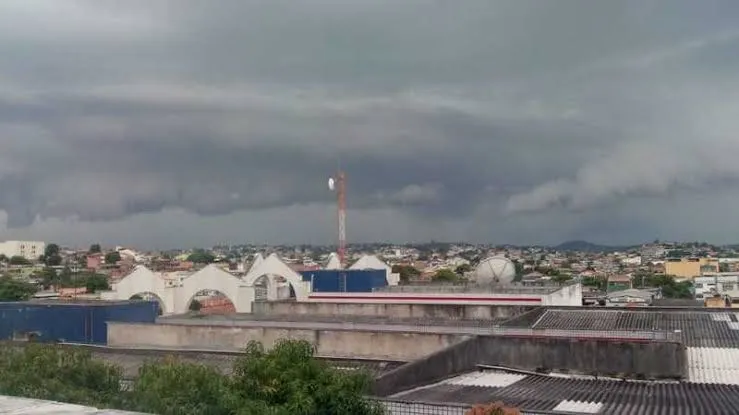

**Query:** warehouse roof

left=502, top=308, right=739, bottom=348
left=390, top=369, right=739, bottom=414
left=0, top=395, right=146, bottom=414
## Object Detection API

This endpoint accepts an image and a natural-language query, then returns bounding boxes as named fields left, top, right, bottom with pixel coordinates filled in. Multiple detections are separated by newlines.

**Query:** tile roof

left=392, top=369, right=739, bottom=414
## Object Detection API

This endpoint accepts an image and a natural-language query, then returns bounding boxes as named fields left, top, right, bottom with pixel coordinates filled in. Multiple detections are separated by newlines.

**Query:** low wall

left=252, top=301, right=535, bottom=320
left=107, top=322, right=469, bottom=361
left=373, top=335, right=687, bottom=396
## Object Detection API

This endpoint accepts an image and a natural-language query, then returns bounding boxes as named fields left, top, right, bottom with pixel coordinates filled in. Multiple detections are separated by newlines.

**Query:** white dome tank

left=474, top=256, right=516, bottom=285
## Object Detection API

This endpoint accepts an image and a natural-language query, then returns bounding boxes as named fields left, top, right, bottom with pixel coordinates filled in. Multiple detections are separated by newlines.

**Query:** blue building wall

left=299, top=269, right=388, bottom=292
left=0, top=301, right=158, bottom=345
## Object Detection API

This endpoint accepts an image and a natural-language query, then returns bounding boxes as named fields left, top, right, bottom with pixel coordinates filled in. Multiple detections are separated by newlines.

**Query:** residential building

left=607, top=274, right=632, bottom=291
left=693, top=273, right=739, bottom=303
left=0, top=240, right=45, bottom=261
left=665, top=257, right=719, bottom=279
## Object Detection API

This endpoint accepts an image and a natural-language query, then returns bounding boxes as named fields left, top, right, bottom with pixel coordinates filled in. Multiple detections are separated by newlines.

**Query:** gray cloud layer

left=2, top=0, right=739, bottom=247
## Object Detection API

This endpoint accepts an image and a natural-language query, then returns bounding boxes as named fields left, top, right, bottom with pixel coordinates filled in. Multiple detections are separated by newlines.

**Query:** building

left=694, top=273, right=739, bottom=305
left=664, top=257, right=719, bottom=279
left=606, top=274, right=632, bottom=291
left=0, top=240, right=45, bottom=261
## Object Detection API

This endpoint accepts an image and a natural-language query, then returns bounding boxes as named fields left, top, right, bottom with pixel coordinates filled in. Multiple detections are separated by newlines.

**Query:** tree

left=391, top=265, right=420, bottom=284
left=105, top=251, right=121, bottom=264
left=89, top=244, right=101, bottom=254
left=41, top=244, right=63, bottom=266
left=84, top=274, right=110, bottom=293
left=187, top=250, right=216, bottom=264
left=229, top=340, right=384, bottom=415
left=432, top=268, right=459, bottom=283
left=0, top=277, right=38, bottom=301
left=455, top=263, right=473, bottom=275
left=0, top=254, right=6, bottom=264
left=8, top=256, right=31, bottom=266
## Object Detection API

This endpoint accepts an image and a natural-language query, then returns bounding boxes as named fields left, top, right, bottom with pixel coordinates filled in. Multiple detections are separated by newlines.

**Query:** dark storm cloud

left=2, top=0, right=739, bottom=244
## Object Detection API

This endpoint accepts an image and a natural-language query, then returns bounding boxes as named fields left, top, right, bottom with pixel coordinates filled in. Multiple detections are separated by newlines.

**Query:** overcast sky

left=2, top=0, right=739, bottom=249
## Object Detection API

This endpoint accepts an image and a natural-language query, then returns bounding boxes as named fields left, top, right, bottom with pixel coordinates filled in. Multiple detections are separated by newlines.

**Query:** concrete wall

left=107, top=322, right=468, bottom=361
left=252, top=301, right=535, bottom=320
left=374, top=335, right=687, bottom=396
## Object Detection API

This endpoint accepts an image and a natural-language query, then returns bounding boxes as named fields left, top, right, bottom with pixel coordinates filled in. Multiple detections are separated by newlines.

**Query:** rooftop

left=390, top=368, right=739, bottom=414
left=502, top=308, right=739, bottom=348
left=0, top=395, right=146, bottom=414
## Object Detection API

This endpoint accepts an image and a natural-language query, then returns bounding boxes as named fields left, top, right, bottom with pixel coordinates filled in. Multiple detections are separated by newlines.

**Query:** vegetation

left=432, top=268, right=459, bottom=283
left=0, top=277, right=37, bottom=301
left=41, top=243, right=63, bottom=266
left=105, top=251, right=121, bottom=264
left=187, top=249, right=216, bottom=264
left=391, top=264, right=420, bottom=284
left=89, top=244, right=102, bottom=254
left=0, top=340, right=384, bottom=415
left=34, top=268, right=109, bottom=292
left=8, top=255, right=31, bottom=266
left=466, top=402, right=520, bottom=414
left=189, top=299, right=202, bottom=311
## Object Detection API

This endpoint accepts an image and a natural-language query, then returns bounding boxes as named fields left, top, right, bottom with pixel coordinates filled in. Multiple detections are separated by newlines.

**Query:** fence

left=372, top=399, right=581, bottom=415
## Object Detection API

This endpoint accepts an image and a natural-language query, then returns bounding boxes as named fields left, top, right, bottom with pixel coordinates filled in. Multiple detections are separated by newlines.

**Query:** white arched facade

left=244, top=253, right=310, bottom=301
left=102, top=264, right=256, bottom=314
left=103, top=254, right=309, bottom=314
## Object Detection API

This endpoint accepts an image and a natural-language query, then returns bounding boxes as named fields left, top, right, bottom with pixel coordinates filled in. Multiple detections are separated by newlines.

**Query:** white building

left=694, top=273, right=739, bottom=300
left=0, top=240, right=46, bottom=261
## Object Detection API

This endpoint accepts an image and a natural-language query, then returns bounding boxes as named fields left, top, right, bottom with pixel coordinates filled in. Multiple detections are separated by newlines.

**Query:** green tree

left=391, top=265, right=420, bottom=284
left=187, top=250, right=216, bottom=264
left=42, top=244, right=63, bottom=267
left=432, top=268, right=459, bottom=283
left=230, top=340, right=384, bottom=415
left=551, top=274, right=572, bottom=285
left=0, top=277, right=38, bottom=301
left=0, top=254, right=7, bottom=263
left=455, top=263, right=473, bottom=275
left=105, top=251, right=122, bottom=264
left=84, top=274, right=110, bottom=293
left=8, top=256, right=31, bottom=266
left=89, top=244, right=102, bottom=254
left=0, top=344, right=123, bottom=407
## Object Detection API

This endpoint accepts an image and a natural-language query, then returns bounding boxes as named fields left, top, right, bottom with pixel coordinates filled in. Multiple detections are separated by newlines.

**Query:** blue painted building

left=0, top=300, right=159, bottom=345
left=299, top=269, right=388, bottom=293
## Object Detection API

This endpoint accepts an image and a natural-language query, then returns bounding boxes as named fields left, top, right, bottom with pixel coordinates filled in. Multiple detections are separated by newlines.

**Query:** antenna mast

left=336, top=171, right=347, bottom=267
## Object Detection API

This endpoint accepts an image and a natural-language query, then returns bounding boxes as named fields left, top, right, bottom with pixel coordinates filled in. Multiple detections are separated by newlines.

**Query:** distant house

left=86, top=254, right=104, bottom=271
left=606, top=288, right=659, bottom=307
left=607, top=274, right=632, bottom=291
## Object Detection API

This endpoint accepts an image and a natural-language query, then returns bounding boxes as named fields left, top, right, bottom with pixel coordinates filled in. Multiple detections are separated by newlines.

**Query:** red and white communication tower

left=328, top=171, right=346, bottom=267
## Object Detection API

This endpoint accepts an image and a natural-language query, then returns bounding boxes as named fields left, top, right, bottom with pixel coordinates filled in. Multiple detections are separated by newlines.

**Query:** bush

left=0, top=340, right=385, bottom=415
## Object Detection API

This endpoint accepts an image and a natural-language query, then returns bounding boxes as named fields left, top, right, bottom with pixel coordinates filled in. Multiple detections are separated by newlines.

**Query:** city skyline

left=2, top=1, right=739, bottom=248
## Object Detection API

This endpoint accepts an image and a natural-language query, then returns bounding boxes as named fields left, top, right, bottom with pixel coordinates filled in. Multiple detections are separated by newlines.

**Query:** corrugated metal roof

left=687, top=347, right=739, bottom=384
left=506, top=309, right=739, bottom=348
left=392, top=369, right=739, bottom=414
left=0, top=395, right=147, bottom=414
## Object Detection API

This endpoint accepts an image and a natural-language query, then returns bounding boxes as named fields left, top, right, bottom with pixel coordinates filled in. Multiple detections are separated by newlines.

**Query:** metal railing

left=373, top=284, right=559, bottom=294
left=372, top=399, right=581, bottom=415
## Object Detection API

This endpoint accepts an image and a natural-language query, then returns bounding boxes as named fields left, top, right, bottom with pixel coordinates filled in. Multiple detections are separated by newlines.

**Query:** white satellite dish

left=474, top=256, right=516, bottom=285
left=328, top=177, right=335, bottom=191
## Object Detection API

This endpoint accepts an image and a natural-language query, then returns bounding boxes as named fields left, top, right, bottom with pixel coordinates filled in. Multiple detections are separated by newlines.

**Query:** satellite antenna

left=328, top=171, right=346, bottom=267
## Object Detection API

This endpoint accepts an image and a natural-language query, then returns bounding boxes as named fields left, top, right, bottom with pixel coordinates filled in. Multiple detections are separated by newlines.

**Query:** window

left=723, top=283, right=735, bottom=291
left=695, top=283, right=703, bottom=288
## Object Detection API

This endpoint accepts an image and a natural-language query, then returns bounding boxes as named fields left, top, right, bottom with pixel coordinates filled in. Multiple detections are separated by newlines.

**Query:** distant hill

left=553, top=240, right=629, bottom=253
